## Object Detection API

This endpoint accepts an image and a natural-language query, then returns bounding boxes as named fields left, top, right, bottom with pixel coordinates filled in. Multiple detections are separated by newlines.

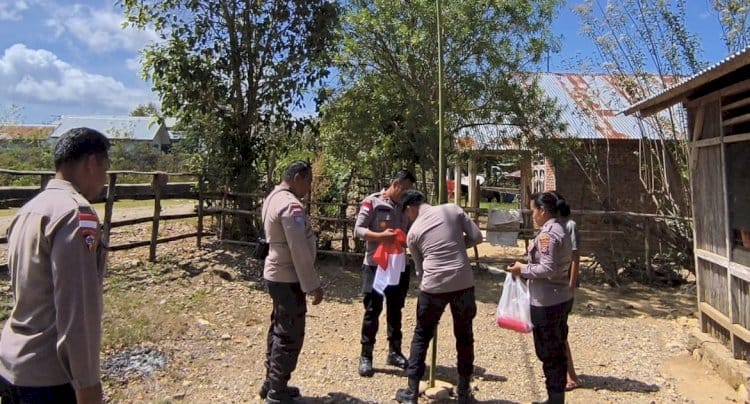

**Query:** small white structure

left=50, top=116, right=172, bottom=151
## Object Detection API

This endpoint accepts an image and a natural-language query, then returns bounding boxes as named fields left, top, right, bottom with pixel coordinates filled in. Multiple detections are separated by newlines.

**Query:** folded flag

left=372, top=229, right=407, bottom=295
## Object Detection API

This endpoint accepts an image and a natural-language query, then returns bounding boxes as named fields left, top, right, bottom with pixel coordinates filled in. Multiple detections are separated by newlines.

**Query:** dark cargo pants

left=264, top=281, right=307, bottom=390
left=360, top=265, right=410, bottom=349
left=406, top=286, right=477, bottom=380
left=531, top=298, right=574, bottom=398
left=0, top=376, right=76, bottom=404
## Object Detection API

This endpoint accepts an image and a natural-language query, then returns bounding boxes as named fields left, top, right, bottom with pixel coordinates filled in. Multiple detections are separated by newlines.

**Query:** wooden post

left=454, top=159, right=462, bottom=206
left=149, top=172, right=167, bottom=262
left=40, top=174, right=52, bottom=190
left=219, top=187, right=227, bottom=240
left=644, top=218, right=652, bottom=282
left=468, top=158, right=479, bottom=219
left=102, top=173, right=117, bottom=247
left=196, top=174, right=205, bottom=248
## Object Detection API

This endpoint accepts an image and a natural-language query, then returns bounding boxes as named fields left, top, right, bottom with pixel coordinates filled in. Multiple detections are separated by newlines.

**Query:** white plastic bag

left=495, top=272, right=533, bottom=333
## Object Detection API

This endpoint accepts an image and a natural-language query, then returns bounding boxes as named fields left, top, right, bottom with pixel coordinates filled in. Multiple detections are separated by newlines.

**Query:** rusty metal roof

left=625, top=46, right=750, bottom=117
left=0, top=124, right=56, bottom=140
left=537, top=73, right=683, bottom=140
left=457, top=73, right=685, bottom=146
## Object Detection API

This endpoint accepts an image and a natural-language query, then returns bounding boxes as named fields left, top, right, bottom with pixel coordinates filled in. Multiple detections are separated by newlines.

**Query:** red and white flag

left=372, top=229, right=407, bottom=295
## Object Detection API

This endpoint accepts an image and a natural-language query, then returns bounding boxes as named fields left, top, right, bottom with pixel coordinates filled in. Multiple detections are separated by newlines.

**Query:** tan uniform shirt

left=354, top=191, right=410, bottom=267
left=0, top=179, right=107, bottom=388
left=262, top=185, right=320, bottom=293
left=407, top=204, right=483, bottom=294
left=520, top=218, right=573, bottom=307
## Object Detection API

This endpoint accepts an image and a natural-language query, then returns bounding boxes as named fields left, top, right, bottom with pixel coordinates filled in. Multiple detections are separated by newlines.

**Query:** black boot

left=258, top=379, right=300, bottom=400
left=532, top=391, right=564, bottom=404
left=358, top=344, right=374, bottom=377
left=386, top=340, right=408, bottom=369
left=264, top=382, right=304, bottom=404
left=457, top=375, right=473, bottom=404
left=395, top=377, right=419, bottom=404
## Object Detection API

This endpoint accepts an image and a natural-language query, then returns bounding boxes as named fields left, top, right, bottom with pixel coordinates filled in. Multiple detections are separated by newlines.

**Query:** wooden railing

left=0, top=169, right=210, bottom=272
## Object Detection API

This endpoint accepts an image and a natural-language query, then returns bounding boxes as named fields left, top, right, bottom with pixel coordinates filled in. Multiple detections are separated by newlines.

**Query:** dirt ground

left=0, top=213, right=741, bottom=403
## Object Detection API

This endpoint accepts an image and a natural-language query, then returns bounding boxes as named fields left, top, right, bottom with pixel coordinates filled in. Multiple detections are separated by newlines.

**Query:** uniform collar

left=541, top=218, right=557, bottom=230
left=45, top=178, right=80, bottom=193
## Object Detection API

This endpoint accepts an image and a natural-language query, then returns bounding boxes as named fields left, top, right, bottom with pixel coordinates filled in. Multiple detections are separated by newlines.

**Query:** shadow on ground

left=577, top=373, right=660, bottom=393
left=146, top=238, right=697, bottom=322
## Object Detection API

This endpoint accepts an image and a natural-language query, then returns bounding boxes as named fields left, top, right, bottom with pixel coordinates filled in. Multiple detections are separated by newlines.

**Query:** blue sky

left=0, top=0, right=732, bottom=124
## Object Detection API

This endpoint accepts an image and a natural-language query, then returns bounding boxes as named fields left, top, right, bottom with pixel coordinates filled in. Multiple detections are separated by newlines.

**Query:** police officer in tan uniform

left=259, top=161, right=323, bottom=404
left=394, top=190, right=483, bottom=404
left=354, top=170, right=416, bottom=377
left=0, top=127, right=110, bottom=404
left=509, top=191, right=573, bottom=404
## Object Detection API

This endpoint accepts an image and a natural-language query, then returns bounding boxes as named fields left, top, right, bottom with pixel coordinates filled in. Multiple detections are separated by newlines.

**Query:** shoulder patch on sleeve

left=361, top=200, right=372, bottom=214
left=78, top=206, right=99, bottom=252
left=539, top=233, right=551, bottom=255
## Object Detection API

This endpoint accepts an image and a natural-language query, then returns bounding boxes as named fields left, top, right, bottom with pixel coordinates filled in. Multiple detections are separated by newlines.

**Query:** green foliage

left=121, top=0, right=340, bottom=197
left=130, top=102, right=160, bottom=117
left=0, top=140, right=53, bottom=186
left=319, top=0, right=566, bottom=183
left=711, top=0, right=750, bottom=52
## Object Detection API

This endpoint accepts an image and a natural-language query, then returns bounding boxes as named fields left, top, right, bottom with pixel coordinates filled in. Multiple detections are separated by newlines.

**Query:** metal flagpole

left=431, top=0, right=445, bottom=389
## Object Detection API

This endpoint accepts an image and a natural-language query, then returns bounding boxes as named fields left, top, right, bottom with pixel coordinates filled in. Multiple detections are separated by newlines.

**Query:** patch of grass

left=0, top=207, right=18, bottom=218
left=480, top=201, right=519, bottom=210
left=92, top=198, right=194, bottom=213
left=189, top=290, right=207, bottom=305
left=102, top=275, right=189, bottom=350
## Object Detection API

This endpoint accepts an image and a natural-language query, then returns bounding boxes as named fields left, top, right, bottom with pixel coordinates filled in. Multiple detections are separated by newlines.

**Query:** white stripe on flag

left=80, top=220, right=98, bottom=229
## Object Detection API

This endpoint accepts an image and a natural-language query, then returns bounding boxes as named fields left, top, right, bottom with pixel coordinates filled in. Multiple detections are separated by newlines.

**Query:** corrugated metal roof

left=625, top=45, right=750, bottom=116
left=50, top=116, right=169, bottom=144
left=457, top=73, right=685, bottom=147
left=0, top=124, right=56, bottom=140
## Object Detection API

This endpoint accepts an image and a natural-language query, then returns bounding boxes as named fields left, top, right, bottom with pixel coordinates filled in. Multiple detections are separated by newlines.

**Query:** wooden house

left=626, top=47, right=750, bottom=361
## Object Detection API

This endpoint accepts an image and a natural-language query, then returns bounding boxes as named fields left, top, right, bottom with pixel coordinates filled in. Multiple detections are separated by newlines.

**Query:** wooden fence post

left=102, top=173, right=117, bottom=247
left=197, top=174, right=204, bottom=248
left=219, top=187, right=227, bottom=240
left=40, top=174, right=52, bottom=190
left=150, top=172, right=167, bottom=262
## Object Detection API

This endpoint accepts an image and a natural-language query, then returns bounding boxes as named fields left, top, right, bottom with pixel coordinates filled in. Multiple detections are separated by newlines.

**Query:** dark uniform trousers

left=406, top=287, right=477, bottom=380
left=360, top=265, right=410, bottom=350
left=264, top=281, right=307, bottom=390
left=530, top=298, right=574, bottom=396
left=0, top=376, right=76, bottom=404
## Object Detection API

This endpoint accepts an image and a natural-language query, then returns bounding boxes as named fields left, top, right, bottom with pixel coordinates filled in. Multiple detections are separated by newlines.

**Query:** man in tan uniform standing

left=0, top=127, right=110, bottom=404
left=354, top=170, right=415, bottom=377
left=259, top=161, right=323, bottom=404
left=394, top=190, right=483, bottom=404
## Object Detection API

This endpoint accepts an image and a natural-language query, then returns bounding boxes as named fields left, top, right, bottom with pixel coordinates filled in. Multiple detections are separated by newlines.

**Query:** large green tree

left=121, top=0, right=338, bottom=194
left=319, top=0, right=565, bottom=188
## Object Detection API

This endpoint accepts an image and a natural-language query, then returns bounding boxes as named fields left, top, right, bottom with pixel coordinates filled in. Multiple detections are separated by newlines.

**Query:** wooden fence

left=0, top=169, right=208, bottom=272
left=2, top=169, right=692, bottom=286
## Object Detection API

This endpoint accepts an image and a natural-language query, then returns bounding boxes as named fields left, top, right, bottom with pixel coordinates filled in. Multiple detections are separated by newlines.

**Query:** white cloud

left=0, top=43, right=154, bottom=110
left=46, top=4, right=158, bottom=53
left=125, top=57, right=141, bottom=72
left=0, top=0, right=30, bottom=21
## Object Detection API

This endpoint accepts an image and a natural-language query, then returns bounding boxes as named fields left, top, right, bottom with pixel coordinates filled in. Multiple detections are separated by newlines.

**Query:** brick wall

left=536, top=139, right=687, bottom=275
left=552, top=140, right=654, bottom=213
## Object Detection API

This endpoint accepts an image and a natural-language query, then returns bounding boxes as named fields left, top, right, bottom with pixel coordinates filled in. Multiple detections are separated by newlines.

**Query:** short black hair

left=53, top=127, right=110, bottom=169
left=282, top=160, right=312, bottom=182
left=393, top=170, right=416, bottom=184
left=401, top=189, right=426, bottom=211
